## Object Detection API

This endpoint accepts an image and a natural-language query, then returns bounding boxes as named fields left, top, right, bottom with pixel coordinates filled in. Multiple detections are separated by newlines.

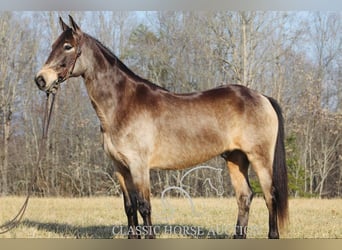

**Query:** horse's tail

left=267, top=97, right=289, bottom=230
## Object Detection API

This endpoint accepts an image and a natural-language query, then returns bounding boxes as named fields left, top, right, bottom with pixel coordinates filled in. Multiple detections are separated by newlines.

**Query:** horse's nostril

left=35, top=75, right=46, bottom=89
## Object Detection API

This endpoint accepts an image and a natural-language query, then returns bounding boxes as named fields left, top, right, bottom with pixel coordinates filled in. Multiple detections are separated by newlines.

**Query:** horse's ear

left=59, top=16, right=70, bottom=31
left=68, top=15, right=81, bottom=34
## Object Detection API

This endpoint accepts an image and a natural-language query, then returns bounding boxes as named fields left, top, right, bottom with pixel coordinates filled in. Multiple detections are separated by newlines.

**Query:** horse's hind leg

left=225, top=150, right=253, bottom=239
left=248, top=154, right=279, bottom=239
left=115, top=166, right=140, bottom=239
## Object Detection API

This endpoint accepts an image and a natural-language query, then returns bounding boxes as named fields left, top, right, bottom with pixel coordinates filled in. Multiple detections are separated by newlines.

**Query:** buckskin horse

left=35, top=16, right=288, bottom=239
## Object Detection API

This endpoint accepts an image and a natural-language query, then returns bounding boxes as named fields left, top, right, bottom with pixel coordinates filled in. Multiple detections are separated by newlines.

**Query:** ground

left=0, top=197, right=341, bottom=238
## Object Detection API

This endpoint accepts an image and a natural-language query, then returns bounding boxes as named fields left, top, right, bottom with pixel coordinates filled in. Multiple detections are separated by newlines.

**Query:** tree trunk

left=1, top=105, right=11, bottom=195
left=241, top=12, right=248, bottom=86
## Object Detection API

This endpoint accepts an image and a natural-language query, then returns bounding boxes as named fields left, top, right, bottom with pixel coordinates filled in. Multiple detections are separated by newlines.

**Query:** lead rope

left=0, top=91, right=57, bottom=234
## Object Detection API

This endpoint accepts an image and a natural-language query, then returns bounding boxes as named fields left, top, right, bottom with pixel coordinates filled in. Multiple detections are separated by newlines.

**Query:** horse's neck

left=83, top=49, right=135, bottom=130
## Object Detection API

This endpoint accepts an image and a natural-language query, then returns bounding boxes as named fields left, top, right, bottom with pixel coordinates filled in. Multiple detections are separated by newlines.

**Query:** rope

left=0, top=32, right=81, bottom=234
left=0, top=92, right=57, bottom=234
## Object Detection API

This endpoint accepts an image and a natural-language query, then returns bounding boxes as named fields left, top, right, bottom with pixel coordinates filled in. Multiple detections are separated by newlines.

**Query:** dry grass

left=0, top=196, right=341, bottom=238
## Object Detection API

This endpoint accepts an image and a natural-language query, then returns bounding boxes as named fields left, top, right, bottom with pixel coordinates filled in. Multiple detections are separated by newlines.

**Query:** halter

left=48, top=35, right=83, bottom=94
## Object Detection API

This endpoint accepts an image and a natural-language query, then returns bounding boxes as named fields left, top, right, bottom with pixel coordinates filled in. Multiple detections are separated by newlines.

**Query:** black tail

left=267, top=97, right=289, bottom=229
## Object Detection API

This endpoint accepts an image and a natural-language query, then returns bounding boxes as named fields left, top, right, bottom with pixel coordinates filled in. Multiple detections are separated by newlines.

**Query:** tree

left=0, top=12, right=38, bottom=195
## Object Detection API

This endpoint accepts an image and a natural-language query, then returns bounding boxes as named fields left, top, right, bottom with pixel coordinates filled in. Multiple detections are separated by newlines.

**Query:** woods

left=0, top=11, right=341, bottom=198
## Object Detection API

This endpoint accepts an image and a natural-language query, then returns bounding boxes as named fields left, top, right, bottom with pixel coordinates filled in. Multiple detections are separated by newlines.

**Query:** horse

left=35, top=15, right=288, bottom=239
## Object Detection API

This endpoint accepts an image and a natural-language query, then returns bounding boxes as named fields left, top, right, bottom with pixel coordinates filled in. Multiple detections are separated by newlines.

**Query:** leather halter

left=61, top=37, right=83, bottom=81
left=49, top=35, right=83, bottom=93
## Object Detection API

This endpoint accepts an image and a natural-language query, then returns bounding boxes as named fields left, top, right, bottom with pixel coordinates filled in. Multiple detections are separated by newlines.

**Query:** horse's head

left=35, top=15, right=84, bottom=93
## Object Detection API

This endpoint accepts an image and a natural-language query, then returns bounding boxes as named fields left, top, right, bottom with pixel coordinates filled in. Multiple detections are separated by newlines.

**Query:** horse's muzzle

left=35, top=75, right=46, bottom=90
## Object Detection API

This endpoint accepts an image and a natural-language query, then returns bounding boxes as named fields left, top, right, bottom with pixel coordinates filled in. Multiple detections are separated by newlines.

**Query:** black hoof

left=128, top=234, right=141, bottom=239
left=268, top=231, right=279, bottom=239
left=233, top=234, right=246, bottom=239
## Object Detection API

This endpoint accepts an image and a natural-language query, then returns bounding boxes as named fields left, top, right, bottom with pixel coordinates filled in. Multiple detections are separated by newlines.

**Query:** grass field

left=0, top=196, right=341, bottom=238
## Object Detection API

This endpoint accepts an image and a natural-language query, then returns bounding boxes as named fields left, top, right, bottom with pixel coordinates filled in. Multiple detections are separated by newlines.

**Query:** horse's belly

left=148, top=131, right=226, bottom=170
left=149, top=147, right=224, bottom=170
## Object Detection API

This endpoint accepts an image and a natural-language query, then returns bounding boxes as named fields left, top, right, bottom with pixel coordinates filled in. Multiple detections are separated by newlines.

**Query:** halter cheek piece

left=49, top=37, right=83, bottom=93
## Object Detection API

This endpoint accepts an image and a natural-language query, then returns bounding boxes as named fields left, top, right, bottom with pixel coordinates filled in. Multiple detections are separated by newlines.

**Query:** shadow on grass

left=21, top=220, right=233, bottom=239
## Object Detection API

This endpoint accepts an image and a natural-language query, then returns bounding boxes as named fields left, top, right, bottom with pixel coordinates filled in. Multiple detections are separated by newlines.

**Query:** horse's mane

left=86, top=33, right=168, bottom=92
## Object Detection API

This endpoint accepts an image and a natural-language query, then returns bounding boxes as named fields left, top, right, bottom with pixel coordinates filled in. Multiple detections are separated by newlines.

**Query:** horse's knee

left=137, top=198, right=151, bottom=217
left=125, top=202, right=136, bottom=216
left=123, top=193, right=138, bottom=216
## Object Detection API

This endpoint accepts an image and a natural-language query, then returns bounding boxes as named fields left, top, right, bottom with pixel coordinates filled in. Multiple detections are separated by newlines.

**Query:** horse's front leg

left=115, top=169, right=140, bottom=239
left=131, top=167, right=155, bottom=239
left=137, top=190, right=154, bottom=239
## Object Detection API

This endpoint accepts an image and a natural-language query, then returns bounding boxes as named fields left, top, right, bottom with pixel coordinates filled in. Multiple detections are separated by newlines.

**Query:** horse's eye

left=63, top=43, right=73, bottom=51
